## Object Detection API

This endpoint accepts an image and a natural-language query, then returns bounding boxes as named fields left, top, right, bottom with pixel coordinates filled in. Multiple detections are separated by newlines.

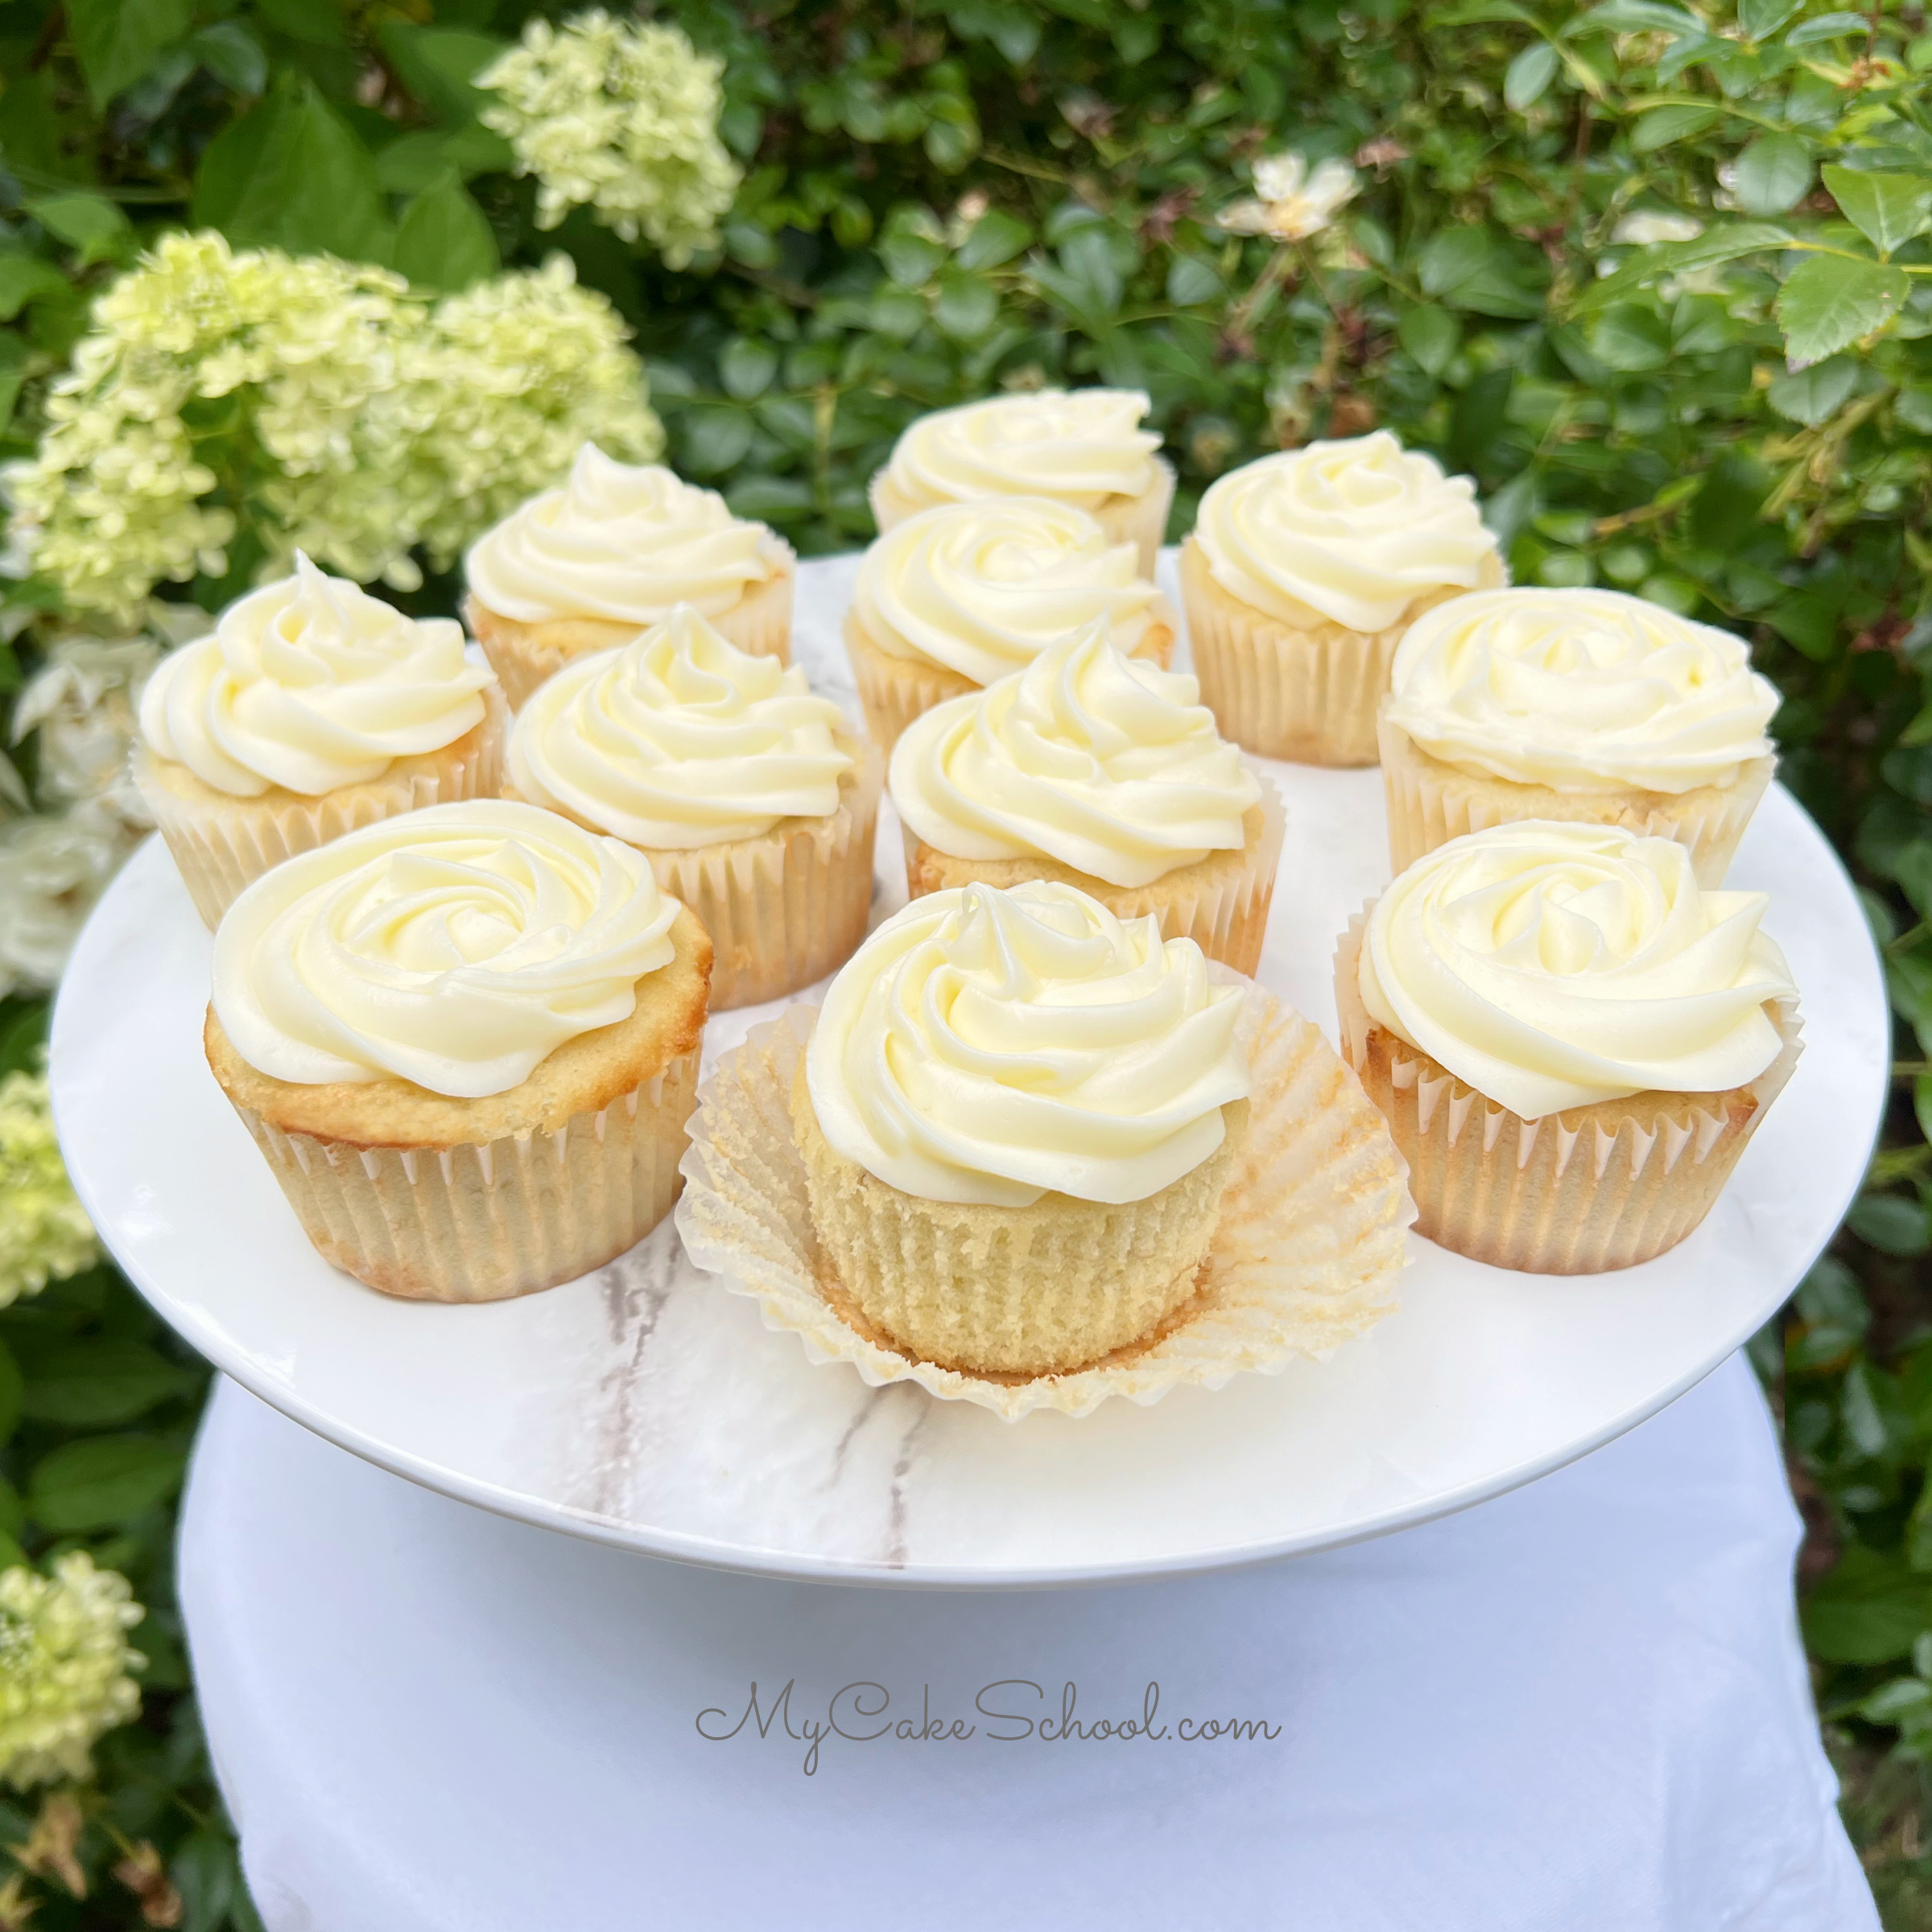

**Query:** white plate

left=50, top=555, right=1889, bottom=1587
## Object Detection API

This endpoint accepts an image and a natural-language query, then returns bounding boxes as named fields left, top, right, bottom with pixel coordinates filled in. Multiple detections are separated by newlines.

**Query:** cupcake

left=869, top=389, right=1174, bottom=574
left=890, top=621, right=1283, bottom=976
left=844, top=497, right=1175, bottom=752
left=1334, top=820, right=1802, bottom=1274
left=464, top=444, right=795, bottom=708
left=794, top=881, right=1252, bottom=1377
left=503, top=605, right=880, bottom=1010
left=204, top=800, right=712, bottom=1302
left=1377, top=586, right=1778, bottom=886
left=1181, top=431, right=1504, bottom=766
left=134, top=553, right=503, bottom=930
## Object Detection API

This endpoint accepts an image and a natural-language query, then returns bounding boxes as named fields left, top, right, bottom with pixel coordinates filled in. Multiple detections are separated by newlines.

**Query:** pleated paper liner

left=1332, top=915, right=1802, bottom=1275
left=464, top=560, right=797, bottom=710
left=221, top=1045, right=701, bottom=1303
left=899, top=766, right=1285, bottom=978
left=135, top=687, right=508, bottom=931
left=1377, top=712, right=1774, bottom=890
left=673, top=977, right=1414, bottom=1421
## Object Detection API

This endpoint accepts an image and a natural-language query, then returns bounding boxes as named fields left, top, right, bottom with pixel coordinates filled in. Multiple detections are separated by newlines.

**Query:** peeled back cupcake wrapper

left=673, top=976, right=1414, bottom=1421
left=1376, top=712, right=1774, bottom=890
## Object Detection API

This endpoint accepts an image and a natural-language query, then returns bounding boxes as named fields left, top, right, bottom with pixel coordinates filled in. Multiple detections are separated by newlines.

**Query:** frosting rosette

left=852, top=498, right=1161, bottom=686
left=1195, top=433, right=1497, bottom=634
left=891, top=621, right=1261, bottom=888
left=1357, top=819, right=1795, bottom=1119
left=138, top=553, right=492, bottom=798
left=464, top=444, right=783, bottom=625
left=807, top=881, right=1250, bottom=1208
left=880, top=389, right=1160, bottom=511
left=1384, top=586, right=1778, bottom=795
left=213, top=800, right=680, bottom=1099
left=506, top=605, right=853, bottom=849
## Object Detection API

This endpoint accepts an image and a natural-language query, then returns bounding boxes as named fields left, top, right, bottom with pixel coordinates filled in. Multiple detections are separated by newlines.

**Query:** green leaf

left=1823, top=166, right=1932, bottom=257
left=0, top=258, right=69, bottom=321
left=1734, top=133, right=1813, bottom=217
left=1776, top=253, right=1909, bottom=365
left=1398, top=303, right=1462, bottom=377
left=1739, top=0, right=1802, bottom=37
left=955, top=209, right=1031, bottom=272
left=1505, top=40, right=1559, bottom=110
left=392, top=174, right=498, bottom=291
left=1629, top=102, right=1719, bottom=152
left=1417, top=225, right=1549, bottom=319
left=1916, top=1072, right=1932, bottom=1148
left=377, top=26, right=510, bottom=125
left=1580, top=221, right=1792, bottom=308
left=184, top=22, right=267, bottom=97
left=1766, top=355, right=1858, bottom=425
left=1165, top=255, right=1224, bottom=307
left=253, top=0, right=345, bottom=44
left=680, top=407, right=754, bottom=476
left=18, top=1341, right=194, bottom=1427
left=27, top=192, right=130, bottom=266
left=1851, top=1191, right=1932, bottom=1257
left=1785, top=10, right=1870, bottom=46
left=935, top=274, right=998, bottom=339
left=171, top=1827, right=237, bottom=1932
left=28, top=1435, right=184, bottom=1533
left=1573, top=0, right=1700, bottom=33
left=719, top=338, right=779, bottom=400
left=66, top=0, right=192, bottom=109
left=1805, top=1546, right=1932, bottom=1664
left=376, top=125, right=514, bottom=193
left=1589, top=303, right=1673, bottom=371
left=0, top=1344, right=22, bottom=1448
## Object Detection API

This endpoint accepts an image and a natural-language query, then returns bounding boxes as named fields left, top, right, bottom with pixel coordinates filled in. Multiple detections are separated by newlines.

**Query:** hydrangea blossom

left=0, top=1554, right=143, bottom=1786
left=0, top=1067, right=97, bottom=1304
left=0, top=812, right=132, bottom=1001
left=479, top=10, right=741, bottom=266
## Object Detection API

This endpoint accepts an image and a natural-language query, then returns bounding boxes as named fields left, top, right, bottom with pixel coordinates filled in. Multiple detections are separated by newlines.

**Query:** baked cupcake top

left=138, top=553, right=492, bottom=799
left=1384, top=587, right=1778, bottom=795
left=1195, top=432, right=1498, bottom=634
left=890, top=621, right=1261, bottom=889
left=880, top=390, right=1162, bottom=513
left=506, top=605, right=854, bottom=850
left=213, top=800, right=681, bottom=1098
left=851, top=498, right=1162, bottom=686
left=807, top=881, right=1249, bottom=1207
left=1357, top=820, right=1795, bottom=1119
left=464, top=444, right=786, bottom=626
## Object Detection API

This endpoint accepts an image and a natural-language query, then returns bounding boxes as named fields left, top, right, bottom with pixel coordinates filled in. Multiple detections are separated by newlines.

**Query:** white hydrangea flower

left=0, top=1554, right=143, bottom=1786
left=12, top=630, right=167, bottom=824
left=1219, top=152, right=1359, bottom=243
left=0, top=806, right=136, bottom=998
left=479, top=10, right=741, bottom=267
left=0, top=1065, right=97, bottom=1307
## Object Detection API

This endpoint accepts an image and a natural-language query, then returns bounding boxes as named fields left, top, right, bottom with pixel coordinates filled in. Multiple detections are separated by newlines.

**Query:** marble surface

left=49, top=554, right=1891, bottom=1585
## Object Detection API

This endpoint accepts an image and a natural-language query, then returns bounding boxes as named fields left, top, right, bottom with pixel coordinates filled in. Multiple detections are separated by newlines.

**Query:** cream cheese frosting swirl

left=506, top=605, right=853, bottom=849
left=138, top=553, right=491, bottom=798
left=881, top=390, right=1161, bottom=511
left=1195, top=433, right=1499, bottom=633
left=1383, top=587, right=1778, bottom=795
left=464, top=444, right=784, bottom=625
left=852, top=498, right=1161, bottom=687
left=1358, top=820, right=1795, bottom=1119
left=807, top=881, right=1250, bottom=1207
left=213, top=800, right=680, bottom=1099
left=890, top=621, right=1261, bottom=888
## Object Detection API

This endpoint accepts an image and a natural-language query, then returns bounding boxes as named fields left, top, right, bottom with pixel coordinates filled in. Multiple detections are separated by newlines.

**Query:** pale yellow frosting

left=881, top=390, right=1161, bottom=512
left=213, top=800, right=679, bottom=1099
left=852, top=497, right=1161, bottom=687
left=1358, top=819, right=1795, bottom=1119
left=506, top=605, right=853, bottom=850
left=807, top=881, right=1250, bottom=1208
left=1385, top=587, right=1778, bottom=795
left=890, top=621, right=1260, bottom=889
left=138, top=553, right=492, bottom=798
left=1195, top=432, right=1498, bottom=633
left=464, top=444, right=784, bottom=625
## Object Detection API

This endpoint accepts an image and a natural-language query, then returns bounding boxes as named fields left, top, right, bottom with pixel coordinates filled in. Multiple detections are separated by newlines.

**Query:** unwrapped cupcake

left=205, top=800, right=712, bottom=1302
left=464, top=444, right=795, bottom=707
left=870, top=389, right=1174, bottom=574
left=890, top=621, right=1283, bottom=975
left=503, top=605, right=880, bottom=1009
left=1335, top=819, right=1801, bottom=1274
left=1378, top=586, right=1778, bottom=886
left=134, top=553, right=503, bottom=929
left=1181, top=431, right=1503, bottom=766
left=844, top=496, right=1174, bottom=751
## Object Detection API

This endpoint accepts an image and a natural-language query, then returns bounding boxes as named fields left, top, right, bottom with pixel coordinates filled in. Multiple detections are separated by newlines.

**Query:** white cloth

left=179, top=1357, right=1872, bottom=1932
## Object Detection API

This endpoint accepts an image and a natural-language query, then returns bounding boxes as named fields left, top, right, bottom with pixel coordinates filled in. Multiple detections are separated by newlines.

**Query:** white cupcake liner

left=673, top=977, right=1413, bottom=1420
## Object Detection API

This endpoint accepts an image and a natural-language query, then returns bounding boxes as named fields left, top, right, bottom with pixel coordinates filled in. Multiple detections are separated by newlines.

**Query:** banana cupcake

left=890, top=621, right=1282, bottom=975
left=870, top=389, right=1174, bottom=573
left=464, top=444, right=795, bottom=707
left=206, top=799, right=712, bottom=1302
left=134, top=552, right=502, bottom=929
left=795, top=881, right=1251, bottom=1377
left=845, top=497, right=1174, bottom=752
left=1182, top=431, right=1504, bottom=766
left=1378, top=586, right=1778, bottom=886
left=504, top=605, right=880, bottom=1009
left=1335, top=819, right=1801, bottom=1274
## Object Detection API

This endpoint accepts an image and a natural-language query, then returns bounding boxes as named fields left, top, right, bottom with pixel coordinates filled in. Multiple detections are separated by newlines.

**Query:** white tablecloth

left=179, top=1356, right=1872, bottom=1932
